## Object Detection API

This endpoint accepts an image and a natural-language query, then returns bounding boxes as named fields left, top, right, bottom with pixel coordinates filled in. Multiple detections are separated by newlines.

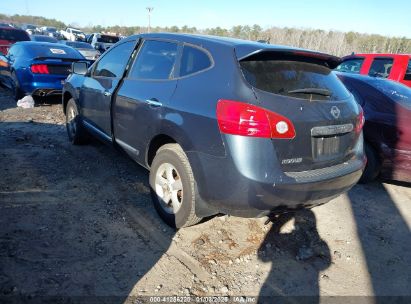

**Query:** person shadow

left=257, top=209, right=331, bottom=304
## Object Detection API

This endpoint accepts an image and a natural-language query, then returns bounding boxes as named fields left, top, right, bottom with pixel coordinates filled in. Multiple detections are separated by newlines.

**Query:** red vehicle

left=0, top=26, right=30, bottom=55
left=335, top=53, right=411, bottom=88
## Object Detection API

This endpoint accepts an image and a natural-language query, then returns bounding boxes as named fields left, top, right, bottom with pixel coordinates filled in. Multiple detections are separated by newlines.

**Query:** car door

left=80, top=40, right=137, bottom=137
left=0, top=45, right=19, bottom=88
left=113, top=39, right=179, bottom=164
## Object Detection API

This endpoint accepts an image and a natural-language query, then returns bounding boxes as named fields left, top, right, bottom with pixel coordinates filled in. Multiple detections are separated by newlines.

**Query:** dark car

left=31, top=35, right=58, bottom=43
left=58, top=40, right=100, bottom=61
left=337, top=73, right=411, bottom=183
left=20, top=24, right=40, bottom=35
left=40, top=26, right=63, bottom=40
left=0, top=26, right=30, bottom=55
left=87, top=33, right=120, bottom=53
left=0, top=41, right=86, bottom=100
left=63, top=33, right=366, bottom=228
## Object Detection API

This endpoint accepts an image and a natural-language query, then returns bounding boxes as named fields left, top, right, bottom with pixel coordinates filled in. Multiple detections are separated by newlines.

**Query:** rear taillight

left=216, top=99, right=296, bottom=139
left=31, top=64, right=49, bottom=74
left=355, top=107, right=365, bottom=133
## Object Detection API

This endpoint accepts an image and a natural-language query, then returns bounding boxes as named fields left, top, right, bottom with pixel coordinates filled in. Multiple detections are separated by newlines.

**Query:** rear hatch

left=239, top=50, right=362, bottom=172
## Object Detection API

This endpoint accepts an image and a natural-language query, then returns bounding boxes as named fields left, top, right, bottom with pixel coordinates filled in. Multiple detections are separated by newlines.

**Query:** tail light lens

left=355, top=107, right=365, bottom=133
left=31, top=64, right=49, bottom=74
left=216, top=99, right=296, bottom=139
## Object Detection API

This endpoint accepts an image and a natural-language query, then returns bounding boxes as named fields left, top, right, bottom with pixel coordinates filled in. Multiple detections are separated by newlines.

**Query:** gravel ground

left=0, top=86, right=410, bottom=303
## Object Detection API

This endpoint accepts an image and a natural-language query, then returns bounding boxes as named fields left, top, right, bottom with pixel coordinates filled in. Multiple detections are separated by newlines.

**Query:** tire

left=65, top=98, right=89, bottom=145
left=149, top=144, right=202, bottom=228
left=359, top=143, right=381, bottom=183
left=11, top=71, right=24, bottom=101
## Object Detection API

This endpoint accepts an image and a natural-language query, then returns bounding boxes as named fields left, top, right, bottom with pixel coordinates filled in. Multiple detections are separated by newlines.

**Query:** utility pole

left=146, top=7, right=154, bottom=33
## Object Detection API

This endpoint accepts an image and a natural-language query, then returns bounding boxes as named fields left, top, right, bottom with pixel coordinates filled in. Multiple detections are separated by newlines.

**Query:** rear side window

left=129, top=40, right=178, bottom=80
left=368, top=58, right=393, bottom=78
left=335, top=58, right=364, bottom=73
left=179, top=45, right=212, bottom=77
left=94, top=41, right=135, bottom=78
left=240, top=60, right=351, bottom=101
left=0, top=29, right=30, bottom=42
left=404, top=59, right=411, bottom=81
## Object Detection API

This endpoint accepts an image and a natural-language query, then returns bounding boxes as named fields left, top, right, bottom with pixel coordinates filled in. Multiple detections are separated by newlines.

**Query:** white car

left=60, top=28, right=86, bottom=42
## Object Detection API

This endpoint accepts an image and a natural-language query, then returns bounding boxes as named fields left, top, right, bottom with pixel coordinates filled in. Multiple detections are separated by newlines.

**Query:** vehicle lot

left=0, top=87, right=410, bottom=300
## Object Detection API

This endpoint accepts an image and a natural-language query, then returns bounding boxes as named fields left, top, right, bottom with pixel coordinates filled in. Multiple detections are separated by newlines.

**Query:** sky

left=1, top=0, right=411, bottom=38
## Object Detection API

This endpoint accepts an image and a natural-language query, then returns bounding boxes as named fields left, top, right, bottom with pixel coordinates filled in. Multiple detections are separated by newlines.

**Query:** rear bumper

left=21, top=77, right=66, bottom=96
left=187, top=135, right=366, bottom=217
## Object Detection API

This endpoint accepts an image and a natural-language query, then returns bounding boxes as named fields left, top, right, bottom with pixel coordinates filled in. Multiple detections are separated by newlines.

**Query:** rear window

left=240, top=60, right=351, bottom=101
left=368, top=58, right=393, bottom=78
left=97, top=35, right=120, bottom=44
left=64, top=41, right=93, bottom=49
left=27, top=44, right=83, bottom=59
left=31, top=36, right=57, bottom=43
left=335, top=58, right=364, bottom=73
left=0, top=29, right=30, bottom=42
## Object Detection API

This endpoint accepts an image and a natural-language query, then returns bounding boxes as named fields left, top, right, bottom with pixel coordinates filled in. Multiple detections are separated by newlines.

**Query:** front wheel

left=149, top=144, right=202, bottom=228
left=65, top=98, right=89, bottom=145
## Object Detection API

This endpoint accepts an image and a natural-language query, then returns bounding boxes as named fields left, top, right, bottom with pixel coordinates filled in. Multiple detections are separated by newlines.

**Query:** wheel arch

left=62, top=91, right=73, bottom=115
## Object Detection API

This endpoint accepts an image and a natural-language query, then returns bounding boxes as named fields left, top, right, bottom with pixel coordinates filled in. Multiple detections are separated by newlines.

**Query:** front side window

left=368, top=58, right=393, bottom=78
left=93, top=41, right=135, bottom=78
left=241, top=60, right=351, bottom=101
left=335, top=58, right=364, bottom=74
left=179, top=45, right=212, bottom=77
left=129, top=40, right=178, bottom=80
left=404, top=59, right=411, bottom=81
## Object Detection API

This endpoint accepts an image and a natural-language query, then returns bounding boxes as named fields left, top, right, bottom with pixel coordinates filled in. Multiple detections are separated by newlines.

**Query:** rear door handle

left=104, top=91, right=111, bottom=97
left=146, top=98, right=162, bottom=107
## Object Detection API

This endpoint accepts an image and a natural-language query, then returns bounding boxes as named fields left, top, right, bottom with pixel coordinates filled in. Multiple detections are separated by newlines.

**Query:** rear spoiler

left=33, top=56, right=85, bottom=62
left=236, top=47, right=342, bottom=69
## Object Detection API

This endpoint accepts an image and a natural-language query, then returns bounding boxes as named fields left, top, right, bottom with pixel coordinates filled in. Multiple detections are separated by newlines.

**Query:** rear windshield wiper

left=287, top=88, right=332, bottom=96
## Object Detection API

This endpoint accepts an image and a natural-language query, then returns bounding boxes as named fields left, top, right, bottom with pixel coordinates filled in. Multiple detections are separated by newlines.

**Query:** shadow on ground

left=0, top=121, right=175, bottom=303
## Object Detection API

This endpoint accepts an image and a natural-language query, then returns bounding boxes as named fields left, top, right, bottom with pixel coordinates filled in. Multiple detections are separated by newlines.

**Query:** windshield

left=71, top=29, right=84, bottom=35
left=97, top=35, right=119, bottom=44
left=25, top=24, right=36, bottom=30
left=369, top=78, right=411, bottom=109
left=64, top=41, right=93, bottom=49
left=335, top=58, right=364, bottom=74
left=46, top=27, right=57, bottom=32
left=241, top=59, right=351, bottom=101
left=0, top=29, right=30, bottom=42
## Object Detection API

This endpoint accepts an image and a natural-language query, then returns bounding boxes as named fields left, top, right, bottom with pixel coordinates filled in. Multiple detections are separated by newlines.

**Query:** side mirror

left=72, top=61, right=88, bottom=75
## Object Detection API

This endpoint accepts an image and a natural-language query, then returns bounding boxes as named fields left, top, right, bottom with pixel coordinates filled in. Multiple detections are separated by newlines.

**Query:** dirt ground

left=1, top=86, right=410, bottom=303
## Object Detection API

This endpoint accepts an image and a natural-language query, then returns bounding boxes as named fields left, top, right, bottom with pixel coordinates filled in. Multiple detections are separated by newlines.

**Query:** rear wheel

left=359, top=143, right=381, bottom=183
left=65, top=98, right=89, bottom=145
left=11, top=71, right=24, bottom=101
left=149, top=144, right=202, bottom=228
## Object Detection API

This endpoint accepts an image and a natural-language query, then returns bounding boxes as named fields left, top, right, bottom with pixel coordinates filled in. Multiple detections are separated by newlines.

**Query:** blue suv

left=63, top=33, right=366, bottom=228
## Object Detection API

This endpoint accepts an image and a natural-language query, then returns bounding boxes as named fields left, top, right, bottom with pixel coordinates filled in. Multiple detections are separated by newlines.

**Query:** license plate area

left=311, top=124, right=353, bottom=161
left=312, top=136, right=342, bottom=161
